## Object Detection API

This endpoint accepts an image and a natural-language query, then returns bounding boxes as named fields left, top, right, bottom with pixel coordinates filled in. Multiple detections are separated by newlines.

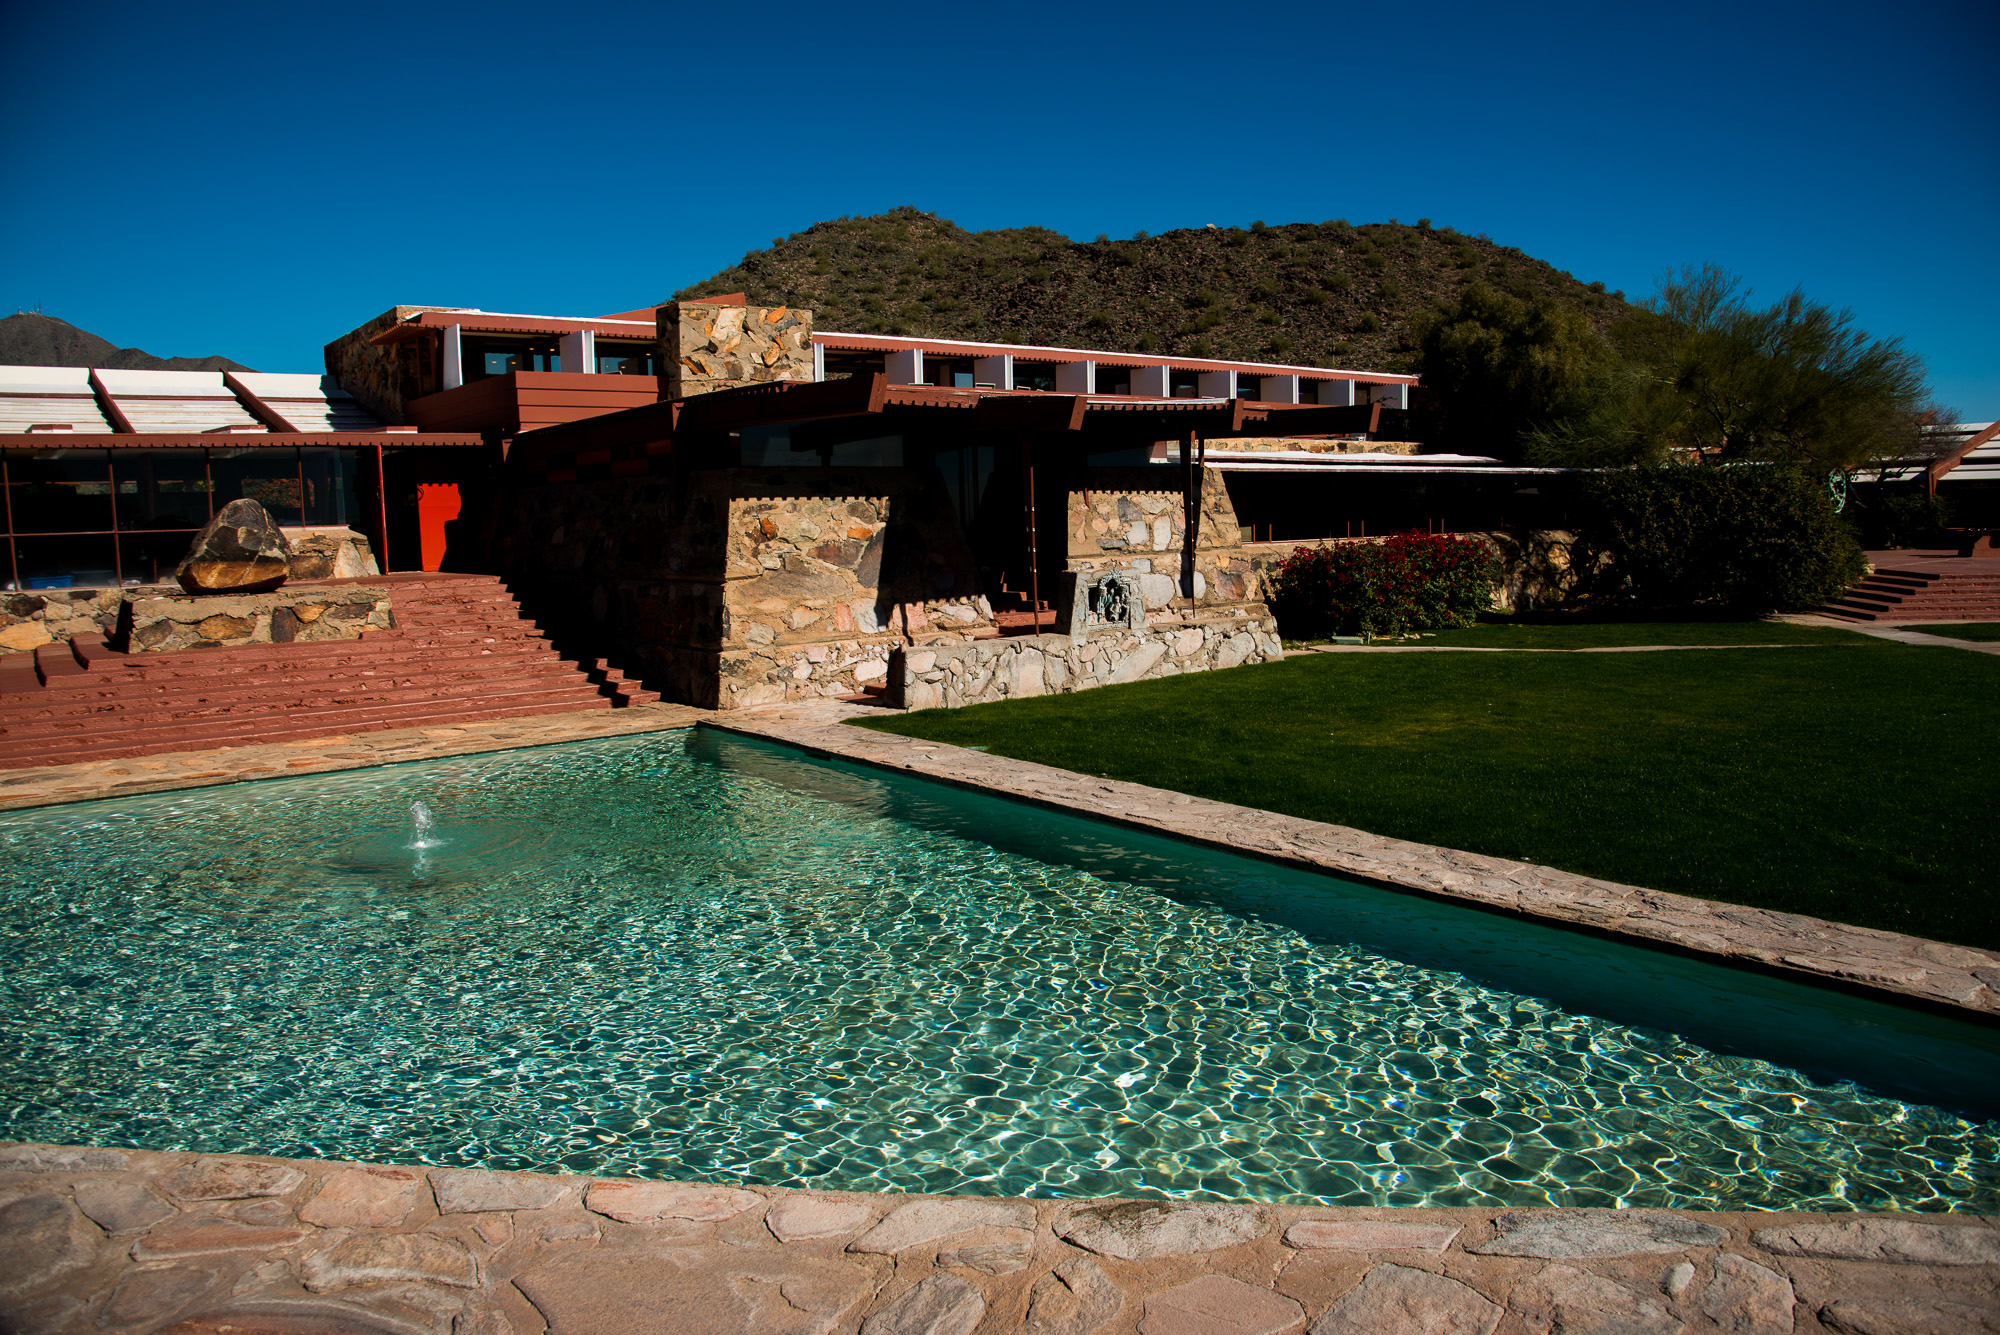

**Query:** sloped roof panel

left=88, top=368, right=263, bottom=433
left=235, top=372, right=383, bottom=432
left=0, top=366, right=112, bottom=433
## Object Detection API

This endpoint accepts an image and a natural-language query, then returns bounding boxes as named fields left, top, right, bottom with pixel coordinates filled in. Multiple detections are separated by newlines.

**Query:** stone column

left=658, top=302, right=815, bottom=399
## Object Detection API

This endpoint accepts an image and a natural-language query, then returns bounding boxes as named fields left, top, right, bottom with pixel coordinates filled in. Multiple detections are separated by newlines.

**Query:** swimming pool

left=2, top=729, right=1994, bottom=1211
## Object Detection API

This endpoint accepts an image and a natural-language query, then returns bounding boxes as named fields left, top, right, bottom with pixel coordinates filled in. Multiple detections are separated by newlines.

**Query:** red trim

left=223, top=371, right=302, bottom=433
left=0, top=431, right=486, bottom=449
left=379, top=310, right=659, bottom=342
left=1932, top=421, right=2000, bottom=489
left=86, top=369, right=138, bottom=434
left=374, top=444, right=390, bottom=574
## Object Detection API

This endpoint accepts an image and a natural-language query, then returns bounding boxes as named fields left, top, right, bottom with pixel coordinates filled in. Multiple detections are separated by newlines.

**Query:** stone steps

left=0, top=573, right=661, bottom=767
left=1817, top=566, right=2000, bottom=622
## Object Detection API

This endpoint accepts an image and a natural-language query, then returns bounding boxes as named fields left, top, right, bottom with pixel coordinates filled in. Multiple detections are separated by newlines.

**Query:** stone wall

left=0, top=530, right=380, bottom=656
left=659, top=302, right=814, bottom=400
left=127, top=586, right=393, bottom=652
left=892, top=609, right=1283, bottom=710
left=0, top=587, right=137, bottom=653
left=1064, top=467, right=1271, bottom=606
left=492, top=466, right=996, bottom=709
left=322, top=306, right=452, bottom=424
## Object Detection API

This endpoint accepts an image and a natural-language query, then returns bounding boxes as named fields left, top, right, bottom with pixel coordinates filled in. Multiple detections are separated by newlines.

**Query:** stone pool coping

left=3, top=698, right=1996, bottom=1019
left=3, top=1142, right=1995, bottom=1334
left=0, top=703, right=712, bottom=811
left=713, top=701, right=2000, bottom=1020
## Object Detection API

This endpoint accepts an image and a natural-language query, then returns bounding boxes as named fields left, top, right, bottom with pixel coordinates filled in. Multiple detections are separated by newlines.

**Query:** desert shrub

left=1849, top=486, right=1954, bottom=549
left=1270, top=532, right=1499, bottom=639
left=1569, top=464, right=1865, bottom=613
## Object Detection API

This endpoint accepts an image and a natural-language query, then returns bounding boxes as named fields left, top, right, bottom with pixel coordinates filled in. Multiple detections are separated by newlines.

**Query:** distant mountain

left=0, top=313, right=252, bottom=373
left=671, top=207, right=1631, bottom=372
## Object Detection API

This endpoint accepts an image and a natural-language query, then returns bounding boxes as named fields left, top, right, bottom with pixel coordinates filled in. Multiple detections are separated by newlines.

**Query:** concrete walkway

left=4, top=1143, right=1995, bottom=1334
left=1780, top=618, right=2000, bottom=656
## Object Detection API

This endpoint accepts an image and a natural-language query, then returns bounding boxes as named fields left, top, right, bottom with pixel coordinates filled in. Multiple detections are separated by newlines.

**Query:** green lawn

left=1909, top=622, right=2000, bottom=643
left=857, top=638, right=1998, bottom=950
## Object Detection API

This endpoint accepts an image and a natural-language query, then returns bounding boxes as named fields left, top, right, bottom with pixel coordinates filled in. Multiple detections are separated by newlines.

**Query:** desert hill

left=0, top=312, right=251, bottom=373
left=671, top=207, right=1629, bottom=372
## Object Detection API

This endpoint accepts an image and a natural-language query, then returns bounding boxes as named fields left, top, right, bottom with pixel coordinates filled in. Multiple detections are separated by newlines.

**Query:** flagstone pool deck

left=3, top=704, right=1997, bottom=1331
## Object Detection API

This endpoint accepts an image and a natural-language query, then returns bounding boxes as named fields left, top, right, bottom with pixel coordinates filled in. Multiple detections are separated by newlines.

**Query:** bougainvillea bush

left=1270, top=532, right=1500, bottom=639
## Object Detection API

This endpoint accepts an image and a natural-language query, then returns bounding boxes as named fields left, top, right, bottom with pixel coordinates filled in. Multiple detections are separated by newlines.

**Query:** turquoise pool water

left=2, top=730, right=1995, bottom=1211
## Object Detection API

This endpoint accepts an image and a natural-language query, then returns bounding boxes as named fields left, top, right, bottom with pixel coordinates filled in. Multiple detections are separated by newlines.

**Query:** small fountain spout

left=411, top=801, right=437, bottom=849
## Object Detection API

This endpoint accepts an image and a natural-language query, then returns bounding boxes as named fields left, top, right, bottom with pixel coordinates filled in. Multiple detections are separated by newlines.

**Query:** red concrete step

left=0, top=697, right=621, bottom=768
left=5, top=664, right=602, bottom=725
left=47, top=641, right=570, bottom=688
left=0, top=573, right=663, bottom=769
left=0, top=681, right=616, bottom=752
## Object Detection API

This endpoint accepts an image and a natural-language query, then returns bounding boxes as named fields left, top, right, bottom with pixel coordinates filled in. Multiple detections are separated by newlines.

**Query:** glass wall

left=1, top=447, right=361, bottom=590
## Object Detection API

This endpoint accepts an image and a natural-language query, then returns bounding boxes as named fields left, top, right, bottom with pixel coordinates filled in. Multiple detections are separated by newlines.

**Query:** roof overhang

left=368, top=310, right=660, bottom=345
left=0, top=432, right=487, bottom=449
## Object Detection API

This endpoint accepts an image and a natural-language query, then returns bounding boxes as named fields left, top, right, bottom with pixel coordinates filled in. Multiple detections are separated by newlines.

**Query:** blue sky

left=3, top=0, right=1995, bottom=417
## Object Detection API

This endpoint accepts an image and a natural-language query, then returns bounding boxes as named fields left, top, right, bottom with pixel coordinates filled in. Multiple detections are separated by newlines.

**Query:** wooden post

left=374, top=443, right=391, bottom=574
left=1019, top=433, right=1039, bottom=623
left=1179, top=428, right=1201, bottom=599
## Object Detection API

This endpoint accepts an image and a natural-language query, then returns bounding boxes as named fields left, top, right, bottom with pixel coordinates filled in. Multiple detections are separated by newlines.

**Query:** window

left=596, top=342, right=656, bottom=376
left=463, top=337, right=561, bottom=380
left=1093, top=366, right=1132, bottom=395
left=1013, top=363, right=1057, bottom=392
left=923, top=357, right=973, bottom=388
left=820, top=349, right=885, bottom=381
left=1, top=446, right=360, bottom=589
left=1170, top=370, right=1202, bottom=398
left=1237, top=375, right=1262, bottom=401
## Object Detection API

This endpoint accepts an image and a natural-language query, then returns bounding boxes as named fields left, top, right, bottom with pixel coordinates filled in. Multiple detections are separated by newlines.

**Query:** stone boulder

left=176, top=499, right=292, bottom=595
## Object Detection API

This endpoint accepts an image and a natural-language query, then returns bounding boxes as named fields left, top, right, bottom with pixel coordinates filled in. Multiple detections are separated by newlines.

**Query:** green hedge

left=1570, top=465, right=1865, bottom=613
left=1269, top=532, right=1499, bottom=639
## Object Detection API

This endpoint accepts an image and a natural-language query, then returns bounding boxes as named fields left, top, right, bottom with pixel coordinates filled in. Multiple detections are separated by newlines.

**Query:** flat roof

left=366, top=306, right=1417, bottom=385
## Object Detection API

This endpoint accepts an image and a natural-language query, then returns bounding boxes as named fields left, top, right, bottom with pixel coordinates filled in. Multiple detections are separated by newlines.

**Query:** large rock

left=176, top=498, right=292, bottom=594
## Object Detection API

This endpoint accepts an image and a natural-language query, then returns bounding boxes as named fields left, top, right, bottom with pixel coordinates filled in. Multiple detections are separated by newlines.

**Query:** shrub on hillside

left=1569, top=464, right=1865, bottom=613
left=1270, top=532, right=1499, bottom=639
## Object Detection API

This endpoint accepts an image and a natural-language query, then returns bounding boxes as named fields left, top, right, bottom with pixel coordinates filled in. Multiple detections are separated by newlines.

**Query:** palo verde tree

left=1528, top=265, right=1938, bottom=471
left=1409, top=284, right=1612, bottom=462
